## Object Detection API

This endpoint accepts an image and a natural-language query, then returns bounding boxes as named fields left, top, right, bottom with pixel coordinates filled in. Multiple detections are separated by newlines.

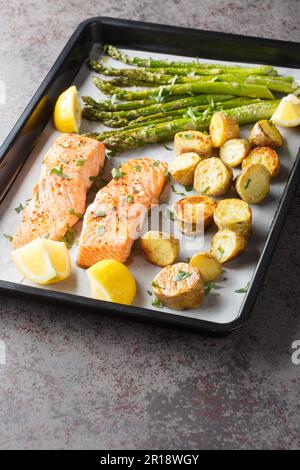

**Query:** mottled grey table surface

left=0, top=0, right=300, bottom=450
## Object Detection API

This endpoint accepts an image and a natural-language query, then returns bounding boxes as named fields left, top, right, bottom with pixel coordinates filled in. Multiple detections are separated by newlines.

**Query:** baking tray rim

left=0, top=16, right=300, bottom=336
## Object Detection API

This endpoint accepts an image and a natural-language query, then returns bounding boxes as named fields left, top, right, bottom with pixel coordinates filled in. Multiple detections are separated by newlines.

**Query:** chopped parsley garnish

left=174, top=270, right=192, bottom=282
left=95, top=209, right=106, bottom=217
left=89, top=172, right=105, bottom=192
left=205, top=282, right=221, bottom=296
left=184, top=184, right=194, bottom=192
left=59, top=225, right=75, bottom=249
left=126, top=194, right=133, bottom=203
left=184, top=107, right=198, bottom=122
left=235, top=282, right=250, bottom=294
left=208, top=97, right=215, bottom=108
left=111, top=167, right=126, bottom=180
left=186, top=257, right=191, bottom=263
left=76, top=159, right=86, bottom=167
left=171, top=184, right=185, bottom=196
left=106, top=150, right=116, bottom=158
left=170, top=75, right=178, bottom=86
left=44, top=233, right=50, bottom=239
left=3, top=234, right=13, bottom=241
left=202, top=108, right=213, bottom=121
left=134, top=165, right=141, bottom=172
left=50, top=166, right=71, bottom=179
left=183, top=133, right=194, bottom=140
left=245, top=178, right=251, bottom=189
left=217, top=246, right=224, bottom=259
left=68, top=208, right=83, bottom=219
left=154, top=85, right=168, bottom=103
left=14, top=203, right=25, bottom=214
left=97, top=225, right=105, bottom=236
left=201, top=186, right=210, bottom=194
left=147, top=290, right=153, bottom=296
left=59, top=142, right=70, bottom=148
left=152, top=297, right=163, bottom=308
left=151, top=281, right=163, bottom=289
left=163, top=144, right=173, bottom=151
left=153, top=160, right=160, bottom=167
left=132, top=188, right=139, bottom=194
left=164, top=168, right=171, bottom=181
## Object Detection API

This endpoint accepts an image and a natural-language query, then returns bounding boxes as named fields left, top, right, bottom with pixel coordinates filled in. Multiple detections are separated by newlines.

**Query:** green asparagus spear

left=93, top=77, right=275, bottom=100
left=102, top=97, right=261, bottom=127
left=82, top=94, right=193, bottom=111
left=94, top=100, right=280, bottom=152
left=83, top=94, right=234, bottom=121
left=104, top=45, right=276, bottom=75
left=100, top=73, right=297, bottom=94
left=89, top=61, right=291, bottom=89
left=245, top=76, right=299, bottom=94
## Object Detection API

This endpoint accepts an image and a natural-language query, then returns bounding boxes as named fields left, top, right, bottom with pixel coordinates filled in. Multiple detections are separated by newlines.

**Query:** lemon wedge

left=87, top=259, right=136, bottom=305
left=271, top=93, right=300, bottom=127
left=53, top=85, right=82, bottom=133
left=12, top=238, right=71, bottom=284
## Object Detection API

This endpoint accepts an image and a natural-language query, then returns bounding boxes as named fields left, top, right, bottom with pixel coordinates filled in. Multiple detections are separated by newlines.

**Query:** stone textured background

left=0, top=0, right=300, bottom=450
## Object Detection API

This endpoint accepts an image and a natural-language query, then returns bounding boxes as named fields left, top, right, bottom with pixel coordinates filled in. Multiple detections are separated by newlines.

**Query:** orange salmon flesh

left=12, top=134, right=105, bottom=249
left=77, top=158, right=167, bottom=268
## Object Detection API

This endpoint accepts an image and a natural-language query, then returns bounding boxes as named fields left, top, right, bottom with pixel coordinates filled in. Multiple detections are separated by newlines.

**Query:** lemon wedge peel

left=12, top=238, right=71, bottom=285
left=87, top=259, right=137, bottom=306
left=271, top=93, right=300, bottom=127
left=53, top=85, right=82, bottom=133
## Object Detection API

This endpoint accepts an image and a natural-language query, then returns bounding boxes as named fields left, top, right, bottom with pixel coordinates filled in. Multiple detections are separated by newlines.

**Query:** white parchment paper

left=0, top=46, right=299, bottom=324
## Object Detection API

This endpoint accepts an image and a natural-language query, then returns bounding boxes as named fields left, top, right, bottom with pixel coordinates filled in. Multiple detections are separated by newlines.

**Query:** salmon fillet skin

left=12, top=134, right=105, bottom=249
left=77, top=158, right=167, bottom=268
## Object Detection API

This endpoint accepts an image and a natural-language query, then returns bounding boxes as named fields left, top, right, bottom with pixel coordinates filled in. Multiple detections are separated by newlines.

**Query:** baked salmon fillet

left=77, top=158, right=167, bottom=268
left=12, top=134, right=105, bottom=249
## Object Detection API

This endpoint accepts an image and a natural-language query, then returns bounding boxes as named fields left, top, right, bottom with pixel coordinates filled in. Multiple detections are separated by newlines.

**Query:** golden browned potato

left=173, top=195, right=216, bottom=236
left=235, top=163, right=270, bottom=204
left=141, top=231, right=180, bottom=267
left=209, top=112, right=240, bottom=147
left=210, top=229, right=247, bottom=264
left=189, top=252, right=222, bottom=282
left=213, top=198, right=252, bottom=238
left=151, top=262, right=205, bottom=310
left=193, top=157, right=233, bottom=196
left=220, top=139, right=251, bottom=167
left=174, top=130, right=213, bottom=157
left=249, top=119, right=283, bottom=148
left=241, top=146, right=280, bottom=178
left=168, top=152, right=201, bottom=185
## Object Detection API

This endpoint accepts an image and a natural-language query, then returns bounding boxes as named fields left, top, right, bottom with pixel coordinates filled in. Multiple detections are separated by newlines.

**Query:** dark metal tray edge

left=0, top=17, right=300, bottom=336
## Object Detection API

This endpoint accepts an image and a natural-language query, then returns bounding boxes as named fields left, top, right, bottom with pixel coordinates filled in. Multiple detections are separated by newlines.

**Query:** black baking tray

left=0, top=17, right=300, bottom=336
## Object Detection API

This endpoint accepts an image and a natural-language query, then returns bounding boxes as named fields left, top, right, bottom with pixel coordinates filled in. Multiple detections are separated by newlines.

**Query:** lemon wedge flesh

left=12, top=238, right=71, bottom=284
left=271, top=93, right=300, bottom=127
left=53, top=85, right=82, bottom=133
left=87, top=259, right=136, bottom=305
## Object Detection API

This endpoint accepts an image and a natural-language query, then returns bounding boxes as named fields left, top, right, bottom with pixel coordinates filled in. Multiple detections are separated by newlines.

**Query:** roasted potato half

left=168, top=152, right=201, bottom=185
left=235, top=163, right=270, bottom=204
left=213, top=198, right=252, bottom=238
left=210, top=229, right=247, bottom=264
left=189, top=252, right=222, bottom=282
left=249, top=119, right=283, bottom=148
left=174, top=130, right=213, bottom=157
left=209, top=112, right=240, bottom=147
left=220, top=139, right=251, bottom=167
left=152, top=262, right=205, bottom=310
left=241, top=147, right=280, bottom=179
left=141, top=231, right=180, bottom=267
left=173, top=195, right=216, bottom=236
left=194, top=157, right=233, bottom=197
